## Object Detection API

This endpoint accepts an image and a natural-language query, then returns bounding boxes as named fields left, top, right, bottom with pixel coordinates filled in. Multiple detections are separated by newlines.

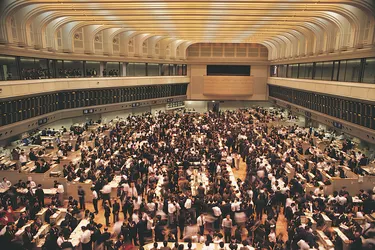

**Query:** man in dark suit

left=99, top=227, right=111, bottom=246
left=22, top=226, right=34, bottom=250
left=61, top=238, right=74, bottom=250
left=78, top=186, right=86, bottom=210
left=112, top=199, right=120, bottom=223
left=45, top=205, right=54, bottom=224
left=104, top=201, right=111, bottom=227
left=29, top=149, right=38, bottom=161
left=16, top=212, right=28, bottom=229
left=35, top=184, right=45, bottom=207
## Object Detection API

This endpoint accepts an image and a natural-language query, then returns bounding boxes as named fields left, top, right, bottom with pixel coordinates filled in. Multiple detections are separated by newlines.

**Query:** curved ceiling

left=0, top=0, right=374, bottom=61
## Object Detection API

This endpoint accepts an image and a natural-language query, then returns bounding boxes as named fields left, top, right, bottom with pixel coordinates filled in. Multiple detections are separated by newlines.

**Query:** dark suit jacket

left=45, top=208, right=54, bottom=224
left=22, top=231, right=34, bottom=249
left=61, top=241, right=74, bottom=250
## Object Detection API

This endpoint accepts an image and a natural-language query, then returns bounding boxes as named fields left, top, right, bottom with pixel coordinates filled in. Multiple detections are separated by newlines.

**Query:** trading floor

left=0, top=108, right=374, bottom=250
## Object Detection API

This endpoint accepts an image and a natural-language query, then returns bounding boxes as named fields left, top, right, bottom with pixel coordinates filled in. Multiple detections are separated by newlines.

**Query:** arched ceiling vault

left=0, top=0, right=374, bottom=61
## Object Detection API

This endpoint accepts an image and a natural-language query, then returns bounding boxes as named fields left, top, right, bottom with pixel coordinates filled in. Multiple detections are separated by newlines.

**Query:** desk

left=50, top=208, right=67, bottom=224
left=321, top=213, right=332, bottom=227
left=34, top=224, right=50, bottom=247
left=317, top=230, right=334, bottom=249
left=333, top=227, right=350, bottom=250
left=362, top=166, right=375, bottom=175
left=31, top=188, right=57, bottom=196
left=15, top=220, right=33, bottom=240
left=69, top=219, right=89, bottom=247
left=40, top=136, right=55, bottom=141
left=36, top=207, right=47, bottom=223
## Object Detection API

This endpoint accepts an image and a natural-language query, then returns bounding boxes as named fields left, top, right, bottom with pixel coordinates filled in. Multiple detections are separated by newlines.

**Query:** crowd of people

left=21, top=68, right=50, bottom=80
left=19, top=67, right=124, bottom=80
left=0, top=108, right=374, bottom=250
left=58, top=69, right=83, bottom=78
left=103, top=69, right=120, bottom=77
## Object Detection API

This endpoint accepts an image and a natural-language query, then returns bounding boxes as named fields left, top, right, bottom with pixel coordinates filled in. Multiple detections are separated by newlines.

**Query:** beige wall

left=188, top=64, right=268, bottom=100
left=203, top=76, right=253, bottom=97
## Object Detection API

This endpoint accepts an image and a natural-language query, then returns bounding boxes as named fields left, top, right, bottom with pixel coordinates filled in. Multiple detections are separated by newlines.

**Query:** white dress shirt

left=185, top=198, right=192, bottom=209
left=168, top=202, right=176, bottom=214
left=80, top=229, right=92, bottom=244
left=57, top=184, right=64, bottom=194
left=19, top=154, right=27, bottom=163
left=212, top=206, right=222, bottom=217
left=197, top=215, right=205, bottom=226
left=101, top=184, right=111, bottom=194
left=57, top=236, right=64, bottom=247
left=92, top=190, right=98, bottom=199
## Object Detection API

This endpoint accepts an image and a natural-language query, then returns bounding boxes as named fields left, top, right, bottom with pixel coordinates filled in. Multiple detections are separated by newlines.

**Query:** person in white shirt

left=101, top=183, right=112, bottom=207
left=222, top=215, right=233, bottom=243
left=197, top=213, right=206, bottom=235
left=297, top=239, right=310, bottom=250
left=185, top=196, right=192, bottom=210
left=80, top=226, right=92, bottom=250
left=147, top=200, right=156, bottom=216
left=226, top=155, right=233, bottom=166
left=56, top=182, right=64, bottom=205
left=212, top=206, right=222, bottom=231
left=216, top=165, right=221, bottom=175
left=57, top=233, right=64, bottom=248
left=27, top=177, right=36, bottom=189
left=202, top=241, right=214, bottom=250
left=92, top=188, right=99, bottom=214
left=127, top=182, right=138, bottom=198
left=0, top=178, right=11, bottom=189
left=268, top=228, right=276, bottom=244
left=19, top=151, right=28, bottom=166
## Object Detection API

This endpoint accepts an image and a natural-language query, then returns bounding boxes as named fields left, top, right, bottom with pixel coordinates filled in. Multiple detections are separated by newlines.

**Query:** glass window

left=127, top=63, right=146, bottom=76
left=278, top=65, right=287, bottom=78
left=182, top=64, right=187, bottom=76
left=314, top=62, right=323, bottom=80
left=170, top=64, right=175, bottom=75
left=305, top=63, right=313, bottom=79
left=291, top=64, right=298, bottom=78
left=176, top=64, right=184, bottom=76
left=161, top=64, right=170, bottom=76
left=105, top=62, right=120, bottom=77
left=20, top=57, right=49, bottom=80
left=56, top=60, right=64, bottom=78
left=332, top=61, right=340, bottom=81
left=147, top=63, right=159, bottom=76
left=0, top=55, right=19, bottom=80
left=20, top=57, right=36, bottom=80
left=270, top=65, right=277, bottom=77
left=345, top=59, right=361, bottom=82
left=127, top=63, right=135, bottom=76
left=298, top=64, right=305, bottom=79
left=47, top=59, right=55, bottom=78
left=286, top=65, right=292, bottom=78
left=338, top=60, right=346, bottom=82
left=362, top=58, right=375, bottom=84
left=63, top=60, right=83, bottom=78
left=134, top=63, right=146, bottom=76
left=321, top=61, right=333, bottom=81
left=85, top=61, right=100, bottom=77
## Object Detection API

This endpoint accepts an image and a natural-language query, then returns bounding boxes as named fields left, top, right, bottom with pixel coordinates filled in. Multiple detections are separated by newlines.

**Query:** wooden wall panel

left=203, top=76, right=253, bottom=96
